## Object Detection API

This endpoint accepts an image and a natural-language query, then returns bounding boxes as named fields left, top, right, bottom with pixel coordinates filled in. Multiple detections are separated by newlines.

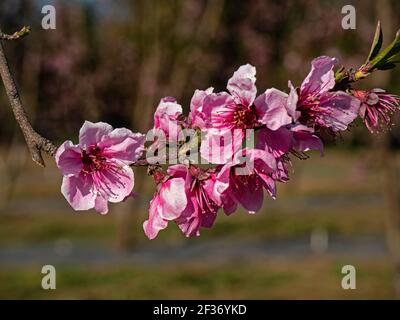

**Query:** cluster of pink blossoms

left=55, top=56, right=400, bottom=239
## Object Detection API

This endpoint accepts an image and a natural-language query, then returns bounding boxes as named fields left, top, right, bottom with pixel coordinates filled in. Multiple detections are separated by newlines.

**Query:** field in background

left=0, top=259, right=394, bottom=299
left=0, top=147, right=395, bottom=299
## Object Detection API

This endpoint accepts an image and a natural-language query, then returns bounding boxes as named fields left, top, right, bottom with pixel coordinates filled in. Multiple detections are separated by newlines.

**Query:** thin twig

left=0, top=26, right=31, bottom=41
left=0, top=27, right=57, bottom=167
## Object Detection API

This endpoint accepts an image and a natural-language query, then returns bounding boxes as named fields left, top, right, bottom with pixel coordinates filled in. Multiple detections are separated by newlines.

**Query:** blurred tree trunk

left=81, top=1, right=100, bottom=121
left=166, top=0, right=224, bottom=97
left=115, top=0, right=163, bottom=250
left=380, top=139, right=400, bottom=297
left=375, top=0, right=400, bottom=298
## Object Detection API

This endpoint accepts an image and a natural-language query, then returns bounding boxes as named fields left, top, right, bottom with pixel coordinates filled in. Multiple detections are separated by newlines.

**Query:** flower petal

left=317, top=91, right=360, bottom=131
left=301, top=56, right=337, bottom=96
left=202, top=173, right=222, bottom=206
left=55, top=140, right=82, bottom=176
left=200, top=129, right=243, bottom=164
left=167, top=164, right=189, bottom=180
left=159, top=177, right=188, bottom=220
left=287, top=81, right=301, bottom=121
left=93, top=164, right=134, bottom=203
left=291, top=124, right=324, bottom=155
left=200, top=210, right=217, bottom=228
left=143, top=195, right=169, bottom=240
left=221, top=193, right=238, bottom=215
left=273, top=159, right=290, bottom=183
left=246, top=148, right=277, bottom=173
left=202, top=92, right=236, bottom=129
left=79, top=121, right=113, bottom=147
left=189, top=87, right=214, bottom=129
left=99, top=128, right=145, bottom=165
left=61, top=174, right=96, bottom=211
left=255, top=88, right=292, bottom=130
left=231, top=174, right=264, bottom=214
left=175, top=197, right=201, bottom=237
left=257, top=127, right=292, bottom=158
left=94, top=195, right=109, bottom=215
left=154, top=97, right=183, bottom=122
left=215, top=161, right=237, bottom=197
left=154, top=97, right=183, bottom=140
left=227, top=64, right=257, bottom=106
left=257, top=173, right=277, bottom=199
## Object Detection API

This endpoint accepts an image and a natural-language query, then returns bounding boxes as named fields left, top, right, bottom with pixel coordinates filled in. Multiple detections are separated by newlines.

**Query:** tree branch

left=0, top=26, right=31, bottom=41
left=0, top=27, right=57, bottom=167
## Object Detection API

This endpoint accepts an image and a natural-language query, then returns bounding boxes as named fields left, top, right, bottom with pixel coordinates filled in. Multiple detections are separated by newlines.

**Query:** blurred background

left=1, top=0, right=400, bottom=299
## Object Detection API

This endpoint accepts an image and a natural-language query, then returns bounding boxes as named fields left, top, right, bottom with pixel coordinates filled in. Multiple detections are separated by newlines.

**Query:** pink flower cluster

left=55, top=56, right=400, bottom=239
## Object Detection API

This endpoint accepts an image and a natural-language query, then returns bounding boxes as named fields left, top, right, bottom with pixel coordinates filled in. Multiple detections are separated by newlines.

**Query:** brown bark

left=0, top=27, right=57, bottom=167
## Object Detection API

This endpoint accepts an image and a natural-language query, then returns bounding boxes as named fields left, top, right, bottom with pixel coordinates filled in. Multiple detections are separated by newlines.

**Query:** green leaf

left=370, top=29, right=400, bottom=70
left=366, top=21, right=383, bottom=62
left=383, top=30, right=400, bottom=59
left=377, top=62, right=396, bottom=70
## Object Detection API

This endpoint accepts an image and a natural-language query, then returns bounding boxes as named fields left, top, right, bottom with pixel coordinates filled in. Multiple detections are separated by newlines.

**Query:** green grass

left=0, top=258, right=394, bottom=299
left=0, top=149, right=387, bottom=244
left=0, top=203, right=385, bottom=245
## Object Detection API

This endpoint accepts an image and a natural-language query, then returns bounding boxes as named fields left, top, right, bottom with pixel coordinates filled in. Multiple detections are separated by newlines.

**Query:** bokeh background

left=1, top=0, right=400, bottom=299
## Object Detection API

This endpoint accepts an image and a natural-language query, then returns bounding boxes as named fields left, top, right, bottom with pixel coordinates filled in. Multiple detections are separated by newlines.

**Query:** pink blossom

left=148, top=97, right=185, bottom=164
left=352, top=89, right=400, bottom=133
left=191, top=64, right=268, bottom=163
left=188, top=87, right=214, bottom=129
left=254, top=125, right=323, bottom=184
left=292, top=56, right=360, bottom=131
left=256, top=125, right=324, bottom=159
left=143, top=165, right=222, bottom=239
left=290, top=124, right=324, bottom=155
left=143, top=173, right=188, bottom=240
left=202, top=65, right=261, bottom=131
left=254, top=88, right=293, bottom=130
left=215, top=149, right=277, bottom=214
left=56, top=121, right=145, bottom=214
left=153, top=96, right=184, bottom=141
left=257, top=127, right=293, bottom=158
left=199, top=128, right=244, bottom=164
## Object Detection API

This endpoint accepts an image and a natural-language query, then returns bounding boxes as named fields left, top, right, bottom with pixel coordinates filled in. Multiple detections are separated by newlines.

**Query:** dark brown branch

left=0, top=27, right=57, bottom=167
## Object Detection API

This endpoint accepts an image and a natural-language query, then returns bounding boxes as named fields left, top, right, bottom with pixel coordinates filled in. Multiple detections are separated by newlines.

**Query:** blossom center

left=297, top=95, right=324, bottom=126
left=233, top=106, right=258, bottom=129
left=81, top=146, right=108, bottom=174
